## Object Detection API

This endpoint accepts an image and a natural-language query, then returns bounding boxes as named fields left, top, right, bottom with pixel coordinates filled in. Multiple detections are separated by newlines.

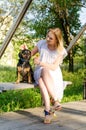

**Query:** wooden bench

left=0, top=82, right=35, bottom=93
left=0, top=81, right=72, bottom=93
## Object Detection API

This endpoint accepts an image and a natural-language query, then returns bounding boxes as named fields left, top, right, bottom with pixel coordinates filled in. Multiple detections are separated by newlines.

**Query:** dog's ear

left=20, top=44, right=28, bottom=50
left=18, top=51, right=23, bottom=58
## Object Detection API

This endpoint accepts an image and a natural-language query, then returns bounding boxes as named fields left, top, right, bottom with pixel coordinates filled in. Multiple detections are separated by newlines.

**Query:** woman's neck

left=47, top=44, right=57, bottom=50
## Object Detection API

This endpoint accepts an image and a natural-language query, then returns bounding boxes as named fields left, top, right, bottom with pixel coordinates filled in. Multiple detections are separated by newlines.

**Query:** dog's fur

left=16, top=49, right=34, bottom=84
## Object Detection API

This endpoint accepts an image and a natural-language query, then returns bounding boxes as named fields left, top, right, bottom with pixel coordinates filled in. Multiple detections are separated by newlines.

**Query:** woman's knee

left=41, top=68, right=50, bottom=76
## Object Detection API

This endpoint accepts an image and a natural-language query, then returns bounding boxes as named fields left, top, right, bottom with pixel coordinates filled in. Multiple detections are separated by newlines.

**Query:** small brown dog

left=16, top=49, right=34, bottom=84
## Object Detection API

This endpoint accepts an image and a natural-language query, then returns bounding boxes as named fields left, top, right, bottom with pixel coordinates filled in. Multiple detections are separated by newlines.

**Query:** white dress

left=34, top=40, right=67, bottom=101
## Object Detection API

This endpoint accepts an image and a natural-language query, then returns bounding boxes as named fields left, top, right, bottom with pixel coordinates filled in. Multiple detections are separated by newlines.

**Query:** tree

left=29, top=0, right=85, bottom=72
left=0, top=0, right=85, bottom=69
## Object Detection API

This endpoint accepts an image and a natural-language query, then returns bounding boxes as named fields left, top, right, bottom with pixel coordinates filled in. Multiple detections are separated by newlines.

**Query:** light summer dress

left=34, top=40, right=67, bottom=101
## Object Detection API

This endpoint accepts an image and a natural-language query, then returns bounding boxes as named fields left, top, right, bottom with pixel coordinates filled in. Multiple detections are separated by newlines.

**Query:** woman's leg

left=41, top=68, right=58, bottom=101
left=38, top=77, right=50, bottom=112
left=38, top=77, right=54, bottom=124
left=41, top=68, right=62, bottom=111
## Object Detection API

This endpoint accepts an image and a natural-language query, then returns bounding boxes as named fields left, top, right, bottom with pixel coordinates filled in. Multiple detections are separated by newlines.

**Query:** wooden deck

left=0, top=82, right=35, bottom=93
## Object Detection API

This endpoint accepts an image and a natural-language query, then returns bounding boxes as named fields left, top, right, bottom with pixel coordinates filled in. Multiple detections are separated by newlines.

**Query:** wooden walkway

left=0, top=82, right=35, bottom=93
left=0, top=100, right=86, bottom=130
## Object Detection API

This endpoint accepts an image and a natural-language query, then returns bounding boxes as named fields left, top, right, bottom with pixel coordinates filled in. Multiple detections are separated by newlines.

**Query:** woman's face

left=46, top=31, right=57, bottom=46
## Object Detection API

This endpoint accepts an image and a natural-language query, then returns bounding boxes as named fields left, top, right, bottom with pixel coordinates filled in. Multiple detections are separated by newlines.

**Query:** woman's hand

left=34, top=54, right=63, bottom=70
left=34, top=57, right=40, bottom=65
left=38, top=54, right=63, bottom=70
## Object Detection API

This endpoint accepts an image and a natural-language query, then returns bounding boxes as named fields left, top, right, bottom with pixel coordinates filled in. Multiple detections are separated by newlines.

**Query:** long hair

left=48, top=28, right=64, bottom=52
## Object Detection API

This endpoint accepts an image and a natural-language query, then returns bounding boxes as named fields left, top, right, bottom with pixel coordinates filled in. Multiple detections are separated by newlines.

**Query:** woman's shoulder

left=37, top=39, right=46, bottom=45
left=61, top=47, right=67, bottom=58
left=58, top=47, right=67, bottom=57
left=37, top=39, right=46, bottom=47
left=58, top=47, right=66, bottom=53
left=37, top=39, right=46, bottom=50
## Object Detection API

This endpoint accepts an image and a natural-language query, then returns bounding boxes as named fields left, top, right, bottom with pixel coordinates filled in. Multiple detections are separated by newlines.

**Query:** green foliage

left=0, top=88, right=42, bottom=113
left=62, top=68, right=84, bottom=102
left=30, top=0, right=81, bottom=38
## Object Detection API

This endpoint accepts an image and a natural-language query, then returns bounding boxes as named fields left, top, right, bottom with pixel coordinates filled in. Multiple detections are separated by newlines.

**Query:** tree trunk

left=68, top=50, right=74, bottom=72
left=84, top=38, right=86, bottom=67
left=59, top=9, right=74, bottom=72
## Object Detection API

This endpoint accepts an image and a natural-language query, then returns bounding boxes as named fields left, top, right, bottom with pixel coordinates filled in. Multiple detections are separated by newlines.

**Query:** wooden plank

left=0, top=81, right=72, bottom=93
left=0, top=82, right=35, bottom=93
left=67, top=23, right=86, bottom=53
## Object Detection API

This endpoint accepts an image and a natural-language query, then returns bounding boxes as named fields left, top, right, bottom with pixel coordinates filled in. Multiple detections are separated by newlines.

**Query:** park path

left=0, top=100, right=86, bottom=130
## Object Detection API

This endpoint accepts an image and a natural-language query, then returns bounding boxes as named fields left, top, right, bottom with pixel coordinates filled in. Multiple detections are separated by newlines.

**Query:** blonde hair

left=48, top=28, right=64, bottom=52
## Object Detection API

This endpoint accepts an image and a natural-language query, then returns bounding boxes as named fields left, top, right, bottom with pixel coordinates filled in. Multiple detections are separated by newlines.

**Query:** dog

left=16, top=49, right=34, bottom=84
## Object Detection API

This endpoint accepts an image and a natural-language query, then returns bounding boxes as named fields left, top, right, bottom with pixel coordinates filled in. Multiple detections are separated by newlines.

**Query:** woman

left=31, top=28, right=67, bottom=124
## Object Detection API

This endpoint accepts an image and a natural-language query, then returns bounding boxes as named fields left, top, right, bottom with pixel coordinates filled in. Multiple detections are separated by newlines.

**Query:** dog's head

left=19, top=49, right=31, bottom=60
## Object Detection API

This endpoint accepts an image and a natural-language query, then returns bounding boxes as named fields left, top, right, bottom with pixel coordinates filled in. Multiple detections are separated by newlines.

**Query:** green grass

left=0, top=88, right=42, bottom=113
left=0, top=65, right=85, bottom=113
left=62, top=69, right=84, bottom=102
left=0, top=65, right=16, bottom=82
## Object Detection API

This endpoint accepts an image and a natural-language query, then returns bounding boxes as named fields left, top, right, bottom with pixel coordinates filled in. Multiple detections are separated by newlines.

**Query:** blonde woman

left=31, top=28, right=67, bottom=124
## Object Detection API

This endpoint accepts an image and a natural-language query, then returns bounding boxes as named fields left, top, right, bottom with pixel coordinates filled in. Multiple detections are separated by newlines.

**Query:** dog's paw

left=15, top=80, right=20, bottom=84
left=28, top=82, right=32, bottom=84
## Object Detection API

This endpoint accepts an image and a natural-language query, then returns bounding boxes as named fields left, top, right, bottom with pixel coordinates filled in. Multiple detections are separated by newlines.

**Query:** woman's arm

left=34, top=54, right=63, bottom=71
left=39, top=48, right=67, bottom=70
left=31, top=46, right=38, bottom=56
